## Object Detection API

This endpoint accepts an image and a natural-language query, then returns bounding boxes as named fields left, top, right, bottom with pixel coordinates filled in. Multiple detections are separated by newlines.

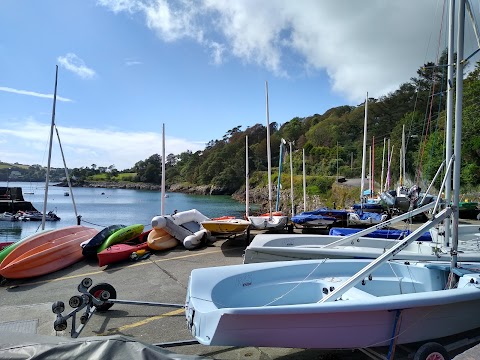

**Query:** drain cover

left=0, top=319, right=38, bottom=334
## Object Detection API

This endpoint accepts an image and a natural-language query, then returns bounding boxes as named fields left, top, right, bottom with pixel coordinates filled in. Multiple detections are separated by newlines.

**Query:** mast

left=451, top=0, right=465, bottom=273
left=265, top=81, right=273, bottom=217
left=372, top=136, right=375, bottom=198
left=55, top=126, right=79, bottom=222
left=386, top=139, right=391, bottom=190
left=42, top=65, right=59, bottom=230
left=368, top=145, right=372, bottom=197
left=246, top=136, right=250, bottom=217
left=161, top=123, right=166, bottom=216
left=402, top=124, right=406, bottom=185
left=360, top=93, right=368, bottom=208
left=444, top=0, right=455, bottom=246
left=336, top=141, right=339, bottom=182
left=275, top=139, right=286, bottom=212
left=381, top=138, right=386, bottom=195
left=302, top=148, right=306, bottom=212
left=289, top=141, right=294, bottom=216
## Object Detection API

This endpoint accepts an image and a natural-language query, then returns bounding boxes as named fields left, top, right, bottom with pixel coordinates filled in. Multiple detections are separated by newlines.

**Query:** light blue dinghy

left=186, top=257, right=480, bottom=349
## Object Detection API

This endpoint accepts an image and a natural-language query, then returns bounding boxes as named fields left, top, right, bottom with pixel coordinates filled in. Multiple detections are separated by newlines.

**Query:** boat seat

left=425, top=263, right=477, bottom=277
left=340, top=287, right=377, bottom=300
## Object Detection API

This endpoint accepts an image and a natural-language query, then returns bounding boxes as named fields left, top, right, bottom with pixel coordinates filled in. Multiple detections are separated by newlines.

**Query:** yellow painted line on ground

left=9, top=247, right=233, bottom=288
left=98, top=308, right=185, bottom=336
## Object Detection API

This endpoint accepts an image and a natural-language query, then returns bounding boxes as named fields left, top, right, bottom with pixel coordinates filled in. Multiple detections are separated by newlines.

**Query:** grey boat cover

left=0, top=332, right=206, bottom=360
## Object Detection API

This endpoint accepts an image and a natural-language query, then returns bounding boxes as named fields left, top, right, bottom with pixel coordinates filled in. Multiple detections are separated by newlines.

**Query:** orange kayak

left=0, top=226, right=98, bottom=279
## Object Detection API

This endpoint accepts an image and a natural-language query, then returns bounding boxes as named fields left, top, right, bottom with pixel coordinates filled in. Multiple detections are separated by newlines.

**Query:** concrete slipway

left=1, top=227, right=480, bottom=360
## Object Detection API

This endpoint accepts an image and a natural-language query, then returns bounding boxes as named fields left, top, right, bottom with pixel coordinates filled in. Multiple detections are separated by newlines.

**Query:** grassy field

left=89, top=172, right=137, bottom=181
left=0, top=162, right=30, bottom=170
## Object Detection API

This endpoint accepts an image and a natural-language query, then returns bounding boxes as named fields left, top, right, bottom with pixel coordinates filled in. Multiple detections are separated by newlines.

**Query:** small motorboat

left=0, top=212, right=18, bottom=222
left=16, top=210, right=60, bottom=221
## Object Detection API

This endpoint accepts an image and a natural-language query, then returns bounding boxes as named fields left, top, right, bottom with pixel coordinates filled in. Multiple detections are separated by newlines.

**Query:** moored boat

left=0, top=212, right=18, bottom=221
left=16, top=210, right=60, bottom=221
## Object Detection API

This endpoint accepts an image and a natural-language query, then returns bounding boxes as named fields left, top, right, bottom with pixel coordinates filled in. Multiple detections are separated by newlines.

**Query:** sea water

left=0, top=182, right=249, bottom=242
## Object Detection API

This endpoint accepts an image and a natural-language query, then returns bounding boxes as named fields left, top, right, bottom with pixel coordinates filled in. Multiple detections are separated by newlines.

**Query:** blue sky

left=1, top=0, right=479, bottom=170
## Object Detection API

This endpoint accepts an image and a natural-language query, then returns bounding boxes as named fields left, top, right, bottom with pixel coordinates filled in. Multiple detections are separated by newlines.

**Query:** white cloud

left=208, top=41, right=225, bottom=65
left=125, top=58, right=143, bottom=66
left=96, top=0, right=141, bottom=13
left=142, top=0, right=204, bottom=42
left=57, top=53, right=96, bottom=79
left=97, top=0, right=475, bottom=103
left=0, top=86, right=72, bottom=102
left=0, top=119, right=205, bottom=170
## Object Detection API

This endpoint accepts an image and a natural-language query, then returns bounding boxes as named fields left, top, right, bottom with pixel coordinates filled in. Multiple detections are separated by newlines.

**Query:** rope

left=264, top=261, right=324, bottom=306
left=415, top=0, right=448, bottom=186
left=80, top=218, right=151, bottom=229
left=189, top=259, right=329, bottom=308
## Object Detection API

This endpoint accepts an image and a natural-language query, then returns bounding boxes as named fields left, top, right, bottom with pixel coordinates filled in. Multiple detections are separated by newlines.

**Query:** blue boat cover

left=352, top=211, right=385, bottom=221
left=352, top=203, right=385, bottom=211
left=291, top=214, right=337, bottom=224
left=329, top=227, right=432, bottom=242
left=300, top=208, right=349, bottom=219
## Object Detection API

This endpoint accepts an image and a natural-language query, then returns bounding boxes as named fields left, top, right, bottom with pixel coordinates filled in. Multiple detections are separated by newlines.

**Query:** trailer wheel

left=81, top=277, right=93, bottom=289
left=54, top=318, right=68, bottom=332
left=69, top=295, right=83, bottom=308
left=414, top=342, right=449, bottom=360
left=89, top=283, right=116, bottom=312
left=51, top=301, right=65, bottom=314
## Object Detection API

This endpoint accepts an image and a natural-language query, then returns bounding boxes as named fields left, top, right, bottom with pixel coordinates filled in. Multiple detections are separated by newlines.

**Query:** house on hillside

left=9, top=170, right=22, bottom=179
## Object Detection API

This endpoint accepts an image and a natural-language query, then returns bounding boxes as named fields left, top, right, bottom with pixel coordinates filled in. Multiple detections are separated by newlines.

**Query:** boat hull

left=96, top=224, right=145, bottom=253
left=186, top=259, right=480, bottom=349
left=81, top=224, right=126, bottom=258
left=97, top=241, right=150, bottom=267
left=247, top=215, right=288, bottom=230
left=243, top=231, right=480, bottom=264
left=1, top=226, right=87, bottom=269
left=147, top=228, right=178, bottom=250
left=201, top=219, right=250, bottom=235
left=0, top=227, right=98, bottom=279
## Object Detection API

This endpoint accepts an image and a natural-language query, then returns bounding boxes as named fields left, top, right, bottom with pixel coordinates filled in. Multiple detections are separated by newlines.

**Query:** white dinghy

left=248, top=81, right=288, bottom=231
left=186, top=3, right=480, bottom=352
left=186, top=256, right=480, bottom=348
left=243, top=202, right=480, bottom=263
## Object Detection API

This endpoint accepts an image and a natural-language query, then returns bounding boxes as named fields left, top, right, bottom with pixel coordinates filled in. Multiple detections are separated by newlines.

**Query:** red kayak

left=97, top=241, right=150, bottom=267
left=0, top=242, right=14, bottom=251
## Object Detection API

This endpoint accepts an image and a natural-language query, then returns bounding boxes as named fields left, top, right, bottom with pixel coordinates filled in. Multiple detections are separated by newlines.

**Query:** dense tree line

left=3, top=52, right=480, bottom=195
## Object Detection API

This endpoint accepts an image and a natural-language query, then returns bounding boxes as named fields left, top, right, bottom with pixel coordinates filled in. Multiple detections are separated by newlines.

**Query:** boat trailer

left=51, top=277, right=197, bottom=347
left=52, top=277, right=480, bottom=359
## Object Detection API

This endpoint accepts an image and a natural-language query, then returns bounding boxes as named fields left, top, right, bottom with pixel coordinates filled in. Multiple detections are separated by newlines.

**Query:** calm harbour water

left=0, top=182, right=249, bottom=242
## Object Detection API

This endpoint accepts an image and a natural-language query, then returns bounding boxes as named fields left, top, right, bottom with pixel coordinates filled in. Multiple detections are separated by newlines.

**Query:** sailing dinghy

left=248, top=81, right=288, bottom=231
left=186, top=4, right=480, bottom=351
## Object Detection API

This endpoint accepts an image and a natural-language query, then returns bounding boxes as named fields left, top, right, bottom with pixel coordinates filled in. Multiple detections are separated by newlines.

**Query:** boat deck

left=1, top=227, right=480, bottom=359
